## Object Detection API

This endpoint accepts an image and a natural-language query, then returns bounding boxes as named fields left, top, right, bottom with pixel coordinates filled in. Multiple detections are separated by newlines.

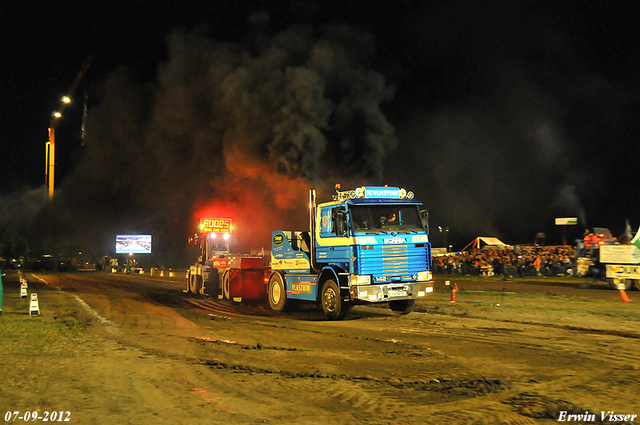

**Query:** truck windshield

left=350, top=205, right=424, bottom=234
left=206, top=235, right=229, bottom=258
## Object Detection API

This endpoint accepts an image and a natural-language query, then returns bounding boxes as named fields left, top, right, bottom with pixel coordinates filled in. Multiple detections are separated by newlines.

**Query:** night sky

left=1, top=0, right=639, bottom=264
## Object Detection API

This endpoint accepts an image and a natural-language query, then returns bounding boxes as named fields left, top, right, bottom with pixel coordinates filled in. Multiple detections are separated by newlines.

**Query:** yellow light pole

left=44, top=55, right=92, bottom=200
left=45, top=99, right=69, bottom=200
left=46, top=126, right=55, bottom=199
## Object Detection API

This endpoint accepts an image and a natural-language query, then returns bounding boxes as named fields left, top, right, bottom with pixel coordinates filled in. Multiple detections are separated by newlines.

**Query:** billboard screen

left=115, top=234, right=152, bottom=254
left=555, top=217, right=578, bottom=225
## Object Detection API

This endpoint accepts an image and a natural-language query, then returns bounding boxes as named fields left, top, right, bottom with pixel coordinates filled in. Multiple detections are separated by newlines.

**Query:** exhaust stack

left=309, top=189, right=319, bottom=273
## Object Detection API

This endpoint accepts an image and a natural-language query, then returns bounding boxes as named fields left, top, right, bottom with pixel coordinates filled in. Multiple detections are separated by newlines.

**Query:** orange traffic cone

left=451, top=283, right=458, bottom=302
left=619, top=289, right=632, bottom=303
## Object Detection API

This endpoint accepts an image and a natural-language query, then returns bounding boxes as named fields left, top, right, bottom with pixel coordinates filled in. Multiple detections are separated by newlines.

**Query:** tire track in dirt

left=57, top=273, right=635, bottom=382
left=200, top=357, right=508, bottom=424
left=23, top=272, right=638, bottom=423
left=383, top=315, right=640, bottom=368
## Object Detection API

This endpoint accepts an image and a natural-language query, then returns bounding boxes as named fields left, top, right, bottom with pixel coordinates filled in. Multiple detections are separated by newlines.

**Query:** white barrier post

left=29, top=293, right=40, bottom=316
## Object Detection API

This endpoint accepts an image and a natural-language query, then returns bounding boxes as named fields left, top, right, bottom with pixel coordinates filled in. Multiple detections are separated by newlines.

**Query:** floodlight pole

left=45, top=54, right=93, bottom=200
left=46, top=127, right=56, bottom=199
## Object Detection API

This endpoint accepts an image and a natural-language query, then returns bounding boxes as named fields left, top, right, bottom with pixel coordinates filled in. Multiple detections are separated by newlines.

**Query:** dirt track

left=1, top=270, right=639, bottom=424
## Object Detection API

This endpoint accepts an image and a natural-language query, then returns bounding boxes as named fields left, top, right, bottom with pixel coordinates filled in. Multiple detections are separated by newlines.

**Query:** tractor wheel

left=222, top=272, right=230, bottom=300
left=194, top=275, right=203, bottom=295
left=389, top=299, right=416, bottom=315
left=189, top=274, right=198, bottom=295
left=209, top=271, right=221, bottom=297
left=268, top=273, right=288, bottom=311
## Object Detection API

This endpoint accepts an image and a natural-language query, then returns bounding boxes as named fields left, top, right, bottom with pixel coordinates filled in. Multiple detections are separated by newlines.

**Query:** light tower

left=45, top=98, right=70, bottom=199
left=45, top=55, right=92, bottom=200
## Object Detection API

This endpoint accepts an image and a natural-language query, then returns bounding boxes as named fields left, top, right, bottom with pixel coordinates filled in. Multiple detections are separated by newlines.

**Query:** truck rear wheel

left=268, top=273, right=288, bottom=311
left=389, top=299, right=415, bottom=315
left=321, top=279, right=348, bottom=320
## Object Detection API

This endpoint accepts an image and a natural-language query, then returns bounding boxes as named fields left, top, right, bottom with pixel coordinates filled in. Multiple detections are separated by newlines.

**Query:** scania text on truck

left=268, top=185, right=435, bottom=319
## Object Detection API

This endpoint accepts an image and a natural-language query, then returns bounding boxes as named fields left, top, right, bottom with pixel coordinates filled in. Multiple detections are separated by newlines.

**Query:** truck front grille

left=357, top=244, right=427, bottom=279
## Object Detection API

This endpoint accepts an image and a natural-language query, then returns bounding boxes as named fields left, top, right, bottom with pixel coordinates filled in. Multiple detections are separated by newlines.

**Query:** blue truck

left=268, top=185, right=434, bottom=319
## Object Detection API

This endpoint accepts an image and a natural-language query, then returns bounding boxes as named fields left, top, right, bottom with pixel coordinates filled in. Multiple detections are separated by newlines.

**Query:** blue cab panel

left=271, top=230, right=312, bottom=274
left=283, top=274, right=318, bottom=301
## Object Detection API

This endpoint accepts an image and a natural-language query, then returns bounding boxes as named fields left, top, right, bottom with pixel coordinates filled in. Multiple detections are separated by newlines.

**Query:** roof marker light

left=333, top=185, right=415, bottom=201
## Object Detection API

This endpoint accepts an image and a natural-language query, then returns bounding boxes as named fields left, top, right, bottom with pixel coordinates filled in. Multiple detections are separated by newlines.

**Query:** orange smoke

left=193, top=146, right=312, bottom=252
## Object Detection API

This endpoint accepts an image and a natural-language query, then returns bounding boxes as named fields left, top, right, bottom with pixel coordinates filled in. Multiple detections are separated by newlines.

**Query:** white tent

left=462, top=236, right=508, bottom=251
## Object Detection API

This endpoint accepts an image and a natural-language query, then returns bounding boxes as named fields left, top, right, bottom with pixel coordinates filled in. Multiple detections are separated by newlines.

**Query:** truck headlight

left=350, top=275, right=371, bottom=285
left=418, top=271, right=432, bottom=281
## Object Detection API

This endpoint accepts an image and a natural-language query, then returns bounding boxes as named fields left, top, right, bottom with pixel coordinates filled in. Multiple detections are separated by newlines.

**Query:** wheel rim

left=323, top=287, right=337, bottom=312
left=272, top=280, right=282, bottom=304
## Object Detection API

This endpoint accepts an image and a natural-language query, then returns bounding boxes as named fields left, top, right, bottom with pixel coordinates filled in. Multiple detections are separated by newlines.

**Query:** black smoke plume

left=12, top=21, right=397, bottom=265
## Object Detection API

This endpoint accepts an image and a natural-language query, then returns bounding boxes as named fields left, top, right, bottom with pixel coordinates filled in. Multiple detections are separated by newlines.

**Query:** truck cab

left=269, top=185, right=434, bottom=319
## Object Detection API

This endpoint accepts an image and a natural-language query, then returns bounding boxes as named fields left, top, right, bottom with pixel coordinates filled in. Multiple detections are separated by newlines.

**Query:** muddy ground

left=0, top=270, right=638, bottom=424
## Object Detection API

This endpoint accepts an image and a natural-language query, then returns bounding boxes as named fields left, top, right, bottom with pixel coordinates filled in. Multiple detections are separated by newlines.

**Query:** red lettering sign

left=200, top=218, right=232, bottom=233
left=212, top=258, right=228, bottom=268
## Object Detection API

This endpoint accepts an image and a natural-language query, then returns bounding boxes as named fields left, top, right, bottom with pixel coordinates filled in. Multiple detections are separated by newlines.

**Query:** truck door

left=316, top=205, right=351, bottom=268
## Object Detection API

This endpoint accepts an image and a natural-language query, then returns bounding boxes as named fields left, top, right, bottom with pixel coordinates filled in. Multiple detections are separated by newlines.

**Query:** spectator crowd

left=432, top=245, right=576, bottom=277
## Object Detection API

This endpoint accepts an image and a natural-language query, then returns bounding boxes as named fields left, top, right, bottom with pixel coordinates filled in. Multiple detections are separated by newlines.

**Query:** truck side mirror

left=420, top=209, right=429, bottom=235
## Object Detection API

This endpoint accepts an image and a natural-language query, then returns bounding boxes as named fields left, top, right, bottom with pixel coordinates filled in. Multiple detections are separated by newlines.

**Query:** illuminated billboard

left=115, top=234, right=152, bottom=254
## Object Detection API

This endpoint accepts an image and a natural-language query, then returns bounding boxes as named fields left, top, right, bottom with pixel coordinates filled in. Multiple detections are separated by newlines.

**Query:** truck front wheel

left=321, top=279, right=348, bottom=320
left=389, top=299, right=415, bottom=315
left=268, top=273, right=288, bottom=311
